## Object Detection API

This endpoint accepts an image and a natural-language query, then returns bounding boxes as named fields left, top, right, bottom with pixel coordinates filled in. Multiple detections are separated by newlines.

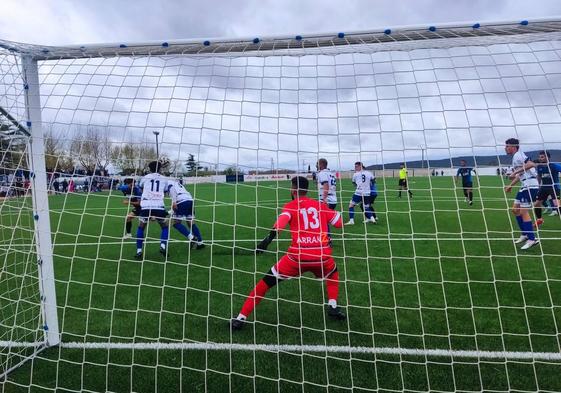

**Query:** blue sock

left=173, top=223, right=191, bottom=238
left=136, top=227, right=145, bottom=250
left=191, top=224, right=202, bottom=242
left=349, top=207, right=355, bottom=219
left=515, top=215, right=524, bottom=234
left=160, top=227, right=169, bottom=248
left=522, top=221, right=535, bottom=240
left=364, top=209, right=373, bottom=219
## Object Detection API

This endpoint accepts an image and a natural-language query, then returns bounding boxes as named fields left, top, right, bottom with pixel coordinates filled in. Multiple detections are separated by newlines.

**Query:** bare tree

left=70, top=127, right=113, bottom=174
left=110, top=141, right=157, bottom=175
left=44, top=129, right=63, bottom=173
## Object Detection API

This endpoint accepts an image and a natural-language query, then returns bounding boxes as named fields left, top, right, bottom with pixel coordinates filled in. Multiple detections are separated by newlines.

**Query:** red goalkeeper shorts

left=271, top=255, right=336, bottom=280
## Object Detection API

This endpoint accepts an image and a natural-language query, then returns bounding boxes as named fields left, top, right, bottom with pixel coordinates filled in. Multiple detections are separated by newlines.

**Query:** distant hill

left=367, top=150, right=561, bottom=170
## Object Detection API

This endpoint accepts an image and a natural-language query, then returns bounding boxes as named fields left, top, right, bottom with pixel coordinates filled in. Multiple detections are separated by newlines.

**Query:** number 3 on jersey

left=299, top=207, right=320, bottom=229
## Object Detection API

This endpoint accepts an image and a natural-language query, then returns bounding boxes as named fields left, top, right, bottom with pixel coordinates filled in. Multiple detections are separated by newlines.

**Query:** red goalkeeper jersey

left=273, top=196, right=342, bottom=261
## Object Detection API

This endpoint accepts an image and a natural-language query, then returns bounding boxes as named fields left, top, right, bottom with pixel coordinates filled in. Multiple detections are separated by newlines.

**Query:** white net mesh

left=1, top=20, right=561, bottom=392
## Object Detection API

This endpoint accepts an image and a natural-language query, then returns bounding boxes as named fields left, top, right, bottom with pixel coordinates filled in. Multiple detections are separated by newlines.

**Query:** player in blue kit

left=119, top=178, right=142, bottom=238
left=455, top=160, right=476, bottom=206
left=504, top=138, right=540, bottom=250
left=368, top=175, right=378, bottom=222
left=534, top=150, right=561, bottom=227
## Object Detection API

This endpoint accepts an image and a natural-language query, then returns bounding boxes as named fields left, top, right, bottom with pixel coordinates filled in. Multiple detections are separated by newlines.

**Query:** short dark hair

left=148, top=160, right=161, bottom=173
left=539, top=150, right=551, bottom=159
left=318, top=158, right=328, bottom=168
left=291, top=176, right=309, bottom=195
left=123, top=178, right=134, bottom=185
left=354, top=161, right=363, bottom=167
left=505, top=138, right=520, bottom=147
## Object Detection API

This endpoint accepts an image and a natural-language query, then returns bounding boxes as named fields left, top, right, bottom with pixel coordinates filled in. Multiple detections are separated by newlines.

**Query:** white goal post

left=1, top=18, right=561, bottom=392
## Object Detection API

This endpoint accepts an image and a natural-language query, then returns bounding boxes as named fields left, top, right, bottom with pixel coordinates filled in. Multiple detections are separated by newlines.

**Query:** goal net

left=1, top=19, right=561, bottom=392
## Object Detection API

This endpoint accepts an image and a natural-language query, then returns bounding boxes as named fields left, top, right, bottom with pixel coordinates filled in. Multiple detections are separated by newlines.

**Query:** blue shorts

left=139, top=208, right=168, bottom=224
left=350, top=194, right=371, bottom=207
left=515, top=188, right=538, bottom=208
left=173, top=200, right=194, bottom=220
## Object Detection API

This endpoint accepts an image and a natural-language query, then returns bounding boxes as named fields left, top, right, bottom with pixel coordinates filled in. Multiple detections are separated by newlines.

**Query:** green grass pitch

left=2, top=176, right=561, bottom=392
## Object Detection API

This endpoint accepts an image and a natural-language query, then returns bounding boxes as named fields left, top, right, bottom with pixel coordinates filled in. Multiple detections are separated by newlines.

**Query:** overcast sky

left=2, top=0, right=561, bottom=46
left=2, top=1, right=561, bottom=172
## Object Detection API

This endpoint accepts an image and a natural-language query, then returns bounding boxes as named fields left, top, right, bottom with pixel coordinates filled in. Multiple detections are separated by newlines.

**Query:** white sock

left=136, top=248, right=142, bottom=253
left=328, top=299, right=337, bottom=308
left=160, top=243, right=166, bottom=249
left=237, top=313, right=247, bottom=321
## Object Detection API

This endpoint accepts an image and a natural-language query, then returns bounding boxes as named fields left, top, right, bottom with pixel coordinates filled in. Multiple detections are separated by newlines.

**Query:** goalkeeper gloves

left=256, top=230, right=277, bottom=254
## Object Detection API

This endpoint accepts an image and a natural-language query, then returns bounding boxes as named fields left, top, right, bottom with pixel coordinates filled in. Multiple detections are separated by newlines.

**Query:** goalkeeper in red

left=231, top=176, right=345, bottom=330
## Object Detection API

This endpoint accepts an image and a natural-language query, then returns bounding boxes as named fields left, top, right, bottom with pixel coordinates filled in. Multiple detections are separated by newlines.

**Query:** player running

left=119, top=178, right=142, bottom=238
left=167, top=178, right=205, bottom=249
left=455, top=160, right=476, bottom=206
left=398, top=163, right=413, bottom=198
left=346, top=162, right=376, bottom=225
left=504, top=138, right=540, bottom=250
left=135, top=160, right=170, bottom=259
left=534, top=150, right=561, bottom=227
left=230, top=176, right=345, bottom=330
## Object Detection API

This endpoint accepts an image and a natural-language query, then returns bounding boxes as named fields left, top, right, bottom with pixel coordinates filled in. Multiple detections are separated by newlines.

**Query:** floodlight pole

left=153, top=131, right=160, bottom=160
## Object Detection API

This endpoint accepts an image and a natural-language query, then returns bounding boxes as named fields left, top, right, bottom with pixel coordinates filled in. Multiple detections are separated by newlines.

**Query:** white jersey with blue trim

left=512, top=151, right=539, bottom=190
left=167, top=180, right=193, bottom=204
left=352, top=170, right=374, bottom=196
left=316, top=169, right=337, bottom=204
left=139, top=173, right=169, bottom=210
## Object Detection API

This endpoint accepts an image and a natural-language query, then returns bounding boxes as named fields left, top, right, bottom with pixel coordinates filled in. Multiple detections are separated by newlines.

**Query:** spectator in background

left=68, top=179, right=75, bottom=193
left=53, top=179, right=60, bottom=194
left=61, top=179, right=68, bottom=193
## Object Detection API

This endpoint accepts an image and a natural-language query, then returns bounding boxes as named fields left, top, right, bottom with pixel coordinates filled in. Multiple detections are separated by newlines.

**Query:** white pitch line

left=2, top=341, right=561, bottom=361
left=2, top=236, right=561, bottom=249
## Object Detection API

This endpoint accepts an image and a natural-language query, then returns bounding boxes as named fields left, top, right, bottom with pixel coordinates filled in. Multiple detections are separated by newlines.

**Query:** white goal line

left=2, top=236, right=561, bottom=249
left=2, top=341, right=560, bottom=361
left=2, top=238, right=561, bottom=250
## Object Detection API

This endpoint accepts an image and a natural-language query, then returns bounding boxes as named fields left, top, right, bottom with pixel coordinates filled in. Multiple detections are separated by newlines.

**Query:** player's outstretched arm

left=512, top=160, right=536, bottom=176
left=256, top=211, right=290, bottom=253
left=330, top=210, right=343, bottom=229
left=256, top=230, right=277, bottom=253
left=505, top=175, right=520, bottom=192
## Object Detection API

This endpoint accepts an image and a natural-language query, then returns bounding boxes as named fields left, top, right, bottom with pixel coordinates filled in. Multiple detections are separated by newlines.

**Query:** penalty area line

left=2, top=341, right=561, bottom=361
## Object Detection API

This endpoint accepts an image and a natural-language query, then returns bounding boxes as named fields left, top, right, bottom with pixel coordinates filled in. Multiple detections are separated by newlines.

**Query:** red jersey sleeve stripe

left=330, top=212, right=341, bottom=226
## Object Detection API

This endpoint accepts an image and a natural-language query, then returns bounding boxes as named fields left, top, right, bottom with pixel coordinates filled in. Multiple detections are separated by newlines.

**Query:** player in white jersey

left=135, top=160, right=170, bottom=259
left=316, top=158, right=337, bottom=209
left=504, top=138, right=540, bottom=250
left=168, top=178, right=204, bottom=249
left=346, top=162, right=376, bottom=225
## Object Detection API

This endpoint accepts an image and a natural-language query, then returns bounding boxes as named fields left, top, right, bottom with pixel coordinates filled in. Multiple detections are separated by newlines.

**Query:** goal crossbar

left=2, top=19, right=561, bottom=60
